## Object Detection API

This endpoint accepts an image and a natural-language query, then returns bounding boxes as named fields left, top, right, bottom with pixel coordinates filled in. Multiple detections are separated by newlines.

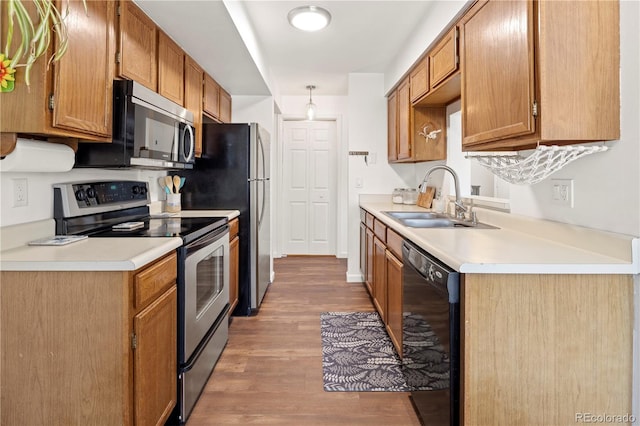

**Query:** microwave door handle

left=184, top=125, right=194, bottom=161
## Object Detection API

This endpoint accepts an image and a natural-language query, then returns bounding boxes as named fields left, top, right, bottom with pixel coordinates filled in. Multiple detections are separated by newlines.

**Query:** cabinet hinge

left=115, top=52, right=121, bottom=64
left=532, top=100, right=538, bottom=117
left=48, top=94, right=54, bottom=111
left=131, top=333, right=137, bottom=350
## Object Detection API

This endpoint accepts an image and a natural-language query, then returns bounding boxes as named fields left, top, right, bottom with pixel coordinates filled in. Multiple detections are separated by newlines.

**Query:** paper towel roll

left=0, top=139, right=75, bottom=173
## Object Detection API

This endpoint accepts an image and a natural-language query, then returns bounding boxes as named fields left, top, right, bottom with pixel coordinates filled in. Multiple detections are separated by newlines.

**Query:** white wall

left=231, top=95, right=275, bottom=136
left=346, top=73, right=416, bottom=280
left=0, top=158, right=167, bottom=227
left=275, top=95, right=349, bottom=260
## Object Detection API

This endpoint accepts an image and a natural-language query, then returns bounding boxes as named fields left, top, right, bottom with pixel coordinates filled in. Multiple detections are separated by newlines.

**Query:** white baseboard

left=346, top=272, right=364, bottom=283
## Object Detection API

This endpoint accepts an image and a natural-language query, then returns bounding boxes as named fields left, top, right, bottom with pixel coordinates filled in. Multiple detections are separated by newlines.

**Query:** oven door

left=180, top=225, right=229, bottom=362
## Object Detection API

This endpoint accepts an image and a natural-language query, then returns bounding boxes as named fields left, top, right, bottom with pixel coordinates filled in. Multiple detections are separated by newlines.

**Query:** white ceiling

left=135, top=1, right=435, bottom=97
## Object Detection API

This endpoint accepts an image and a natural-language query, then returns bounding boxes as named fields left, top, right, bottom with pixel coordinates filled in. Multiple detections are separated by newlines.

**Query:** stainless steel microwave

left=75, top=80, right=195, bottom=169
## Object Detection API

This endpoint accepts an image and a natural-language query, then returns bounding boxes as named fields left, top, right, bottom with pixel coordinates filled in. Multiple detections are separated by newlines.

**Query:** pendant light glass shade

left=306, top=85, right=316, bottom=120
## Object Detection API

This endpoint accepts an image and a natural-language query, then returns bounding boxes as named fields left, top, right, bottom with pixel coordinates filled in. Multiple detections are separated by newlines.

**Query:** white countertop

left=360, top=196, right=639, bottom=274
left=0, top=209, right=240, bottom=271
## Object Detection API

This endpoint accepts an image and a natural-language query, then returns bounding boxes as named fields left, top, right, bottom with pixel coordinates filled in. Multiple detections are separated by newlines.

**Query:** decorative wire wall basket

left=466, top=145, right=608, bottom=185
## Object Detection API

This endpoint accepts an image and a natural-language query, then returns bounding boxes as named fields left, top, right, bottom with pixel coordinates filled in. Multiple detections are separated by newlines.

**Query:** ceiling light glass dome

left=288, top=6, right=332, bottom=32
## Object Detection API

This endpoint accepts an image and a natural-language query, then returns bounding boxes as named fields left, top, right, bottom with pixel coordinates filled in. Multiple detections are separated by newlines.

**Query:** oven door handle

left=185, top=225, right=229, bottom=253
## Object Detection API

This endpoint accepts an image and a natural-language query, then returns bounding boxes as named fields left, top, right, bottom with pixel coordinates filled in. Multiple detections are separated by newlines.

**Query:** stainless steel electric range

left=53, top=180, right=230, bottom=424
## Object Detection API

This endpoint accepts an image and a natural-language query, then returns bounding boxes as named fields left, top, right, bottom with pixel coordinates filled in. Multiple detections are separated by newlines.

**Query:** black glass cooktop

left=89, top=216, right=228, bottom=243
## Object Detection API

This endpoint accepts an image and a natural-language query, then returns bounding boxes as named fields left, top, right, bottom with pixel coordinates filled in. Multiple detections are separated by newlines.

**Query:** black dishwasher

left=402, top=240, right=460, bottom=426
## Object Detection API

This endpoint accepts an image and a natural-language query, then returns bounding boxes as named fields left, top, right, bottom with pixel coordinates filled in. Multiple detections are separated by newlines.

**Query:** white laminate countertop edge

left=1, top=238, right=182, bottom=271
left=359, top=197, right=639, bottom=274
left=0, top=208, right=240, bottom=271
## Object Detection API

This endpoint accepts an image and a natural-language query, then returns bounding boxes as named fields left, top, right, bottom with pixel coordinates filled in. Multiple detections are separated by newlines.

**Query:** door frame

left=274, top=114, right=345, bottom=259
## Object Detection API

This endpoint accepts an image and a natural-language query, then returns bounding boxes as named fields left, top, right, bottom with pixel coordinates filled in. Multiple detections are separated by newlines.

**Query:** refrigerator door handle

left=258, top=178, right=266, bottom=228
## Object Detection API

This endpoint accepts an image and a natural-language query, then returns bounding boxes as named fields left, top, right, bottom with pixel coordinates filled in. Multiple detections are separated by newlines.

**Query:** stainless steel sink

left=382, top=211, right=498, bottom=229
left=383, top=211, right=440, bottom=220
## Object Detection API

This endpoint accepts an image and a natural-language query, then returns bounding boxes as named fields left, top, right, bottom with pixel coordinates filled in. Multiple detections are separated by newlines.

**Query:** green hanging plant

left=1, top=0, right=86, bottom=91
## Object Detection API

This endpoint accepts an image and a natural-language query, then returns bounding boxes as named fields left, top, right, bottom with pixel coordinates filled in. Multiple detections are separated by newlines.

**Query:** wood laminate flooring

left=187, top=256, right=420, bottom=425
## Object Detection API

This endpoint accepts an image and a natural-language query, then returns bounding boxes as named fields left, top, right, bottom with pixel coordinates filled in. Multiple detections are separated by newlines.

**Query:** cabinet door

left=118, top=0, right=157, bottom=91
left=387, top=91, right=398, bottom=162
left=229, top=235, right=240, bottom=314
left=203, top=74, right=220, bottom=119
left=373, top=237, right=387, bottom=323
left=396, top=78, right=411, bottom=161
left=219, top=89, right=232, bottom=123
left=410, top=58, right=429, bottom=103
left=461, top=0, right=535, bottom=148
left=184, top=56, right=203, bottom=157
left=158, top=31, right=185, bottom=106
left=360, top=222, right=367, bottom=278
left=429, top=26, right=459, bottom=89
left=385, top=250, right=403, bottom=357
left=365, top=228, right=374, bottom=296
left=133, top=285, right=177, bottom=426
left=52, top=0, right=115, bottom=137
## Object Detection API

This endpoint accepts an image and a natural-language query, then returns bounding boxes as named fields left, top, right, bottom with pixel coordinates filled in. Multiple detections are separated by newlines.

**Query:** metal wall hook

left=418, top=122, right=442, bottom=142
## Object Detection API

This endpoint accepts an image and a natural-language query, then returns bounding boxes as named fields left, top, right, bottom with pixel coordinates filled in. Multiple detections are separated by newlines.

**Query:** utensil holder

left=166, top=193, right=181, bottom=213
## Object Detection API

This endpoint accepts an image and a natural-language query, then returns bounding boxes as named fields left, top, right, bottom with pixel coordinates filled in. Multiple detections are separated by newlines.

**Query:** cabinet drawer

left=229, top=218, right=239, bottom=239
left=373, top=219, right=387, bottom=243
left=134, top=252, right=177, bottom=309
left=365, top=212, right=375, bottom=229
left=386, top=229, right=404, bottom=260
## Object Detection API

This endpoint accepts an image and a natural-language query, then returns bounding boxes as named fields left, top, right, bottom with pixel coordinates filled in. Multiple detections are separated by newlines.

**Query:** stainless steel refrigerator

left=182, top=123, right=271, bottom=315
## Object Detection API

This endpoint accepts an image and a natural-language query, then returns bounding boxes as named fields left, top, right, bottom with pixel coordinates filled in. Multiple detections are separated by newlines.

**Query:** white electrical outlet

left=13, top=178, right=28, bottom=207
left=551, top=178, right=573, bottom=207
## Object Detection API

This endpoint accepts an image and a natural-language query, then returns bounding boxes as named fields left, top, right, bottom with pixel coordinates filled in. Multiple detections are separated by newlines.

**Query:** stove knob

left=86, top=187, right=96, bottom=198
left=75, top=189, right=87, bottom=201
left=132, top=185, right=143, bottom=195
left=139, top=186, right=147, bottom=195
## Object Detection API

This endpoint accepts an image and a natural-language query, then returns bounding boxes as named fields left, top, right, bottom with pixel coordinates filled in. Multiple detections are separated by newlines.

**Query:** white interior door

left=282, top=120, right=337, bottom=255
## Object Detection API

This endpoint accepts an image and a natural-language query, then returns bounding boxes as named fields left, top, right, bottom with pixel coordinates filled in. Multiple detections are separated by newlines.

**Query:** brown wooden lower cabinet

left=229, top=218, right=240, bottom=315
left=385, top=249, right=403, bottom=356
left=462, top=273, right=633, bottom=425
left=365, top=227, right=374, bottom=296
left=373, top=236, right=387, bottom=322
left=0, top=252, right=178, bottom=425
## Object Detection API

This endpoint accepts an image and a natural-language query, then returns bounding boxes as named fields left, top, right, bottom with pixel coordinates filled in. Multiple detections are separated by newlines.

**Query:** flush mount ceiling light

left=306, top=85, right=317, bottom=120
left=288, top=6, right=332, bottom=32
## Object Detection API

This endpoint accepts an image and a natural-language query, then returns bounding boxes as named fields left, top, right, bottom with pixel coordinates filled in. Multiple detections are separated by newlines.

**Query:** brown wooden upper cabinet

left=460, top=0, right=620, bottom=151
left=409, top=58, right=429, bottom=103
left=387, top=90, right=398, bottom=162
left=203, top=74, right=232, bottom=123
left=203, top=73, right=221, bottom=120
left=429, top=27, right=459, bottom=90
left=184, top=56, right=204, bottom=157
left=413, top=26, right=461, bottom=107
left=0, top=0, right=115, bottom=140
left=117, top=0, right=157, bottom=92
left=388, top=77, right=447, bottom=163
left=219, top=89, right=232, bottom=123
left=158, top=31, right=185, bottom=106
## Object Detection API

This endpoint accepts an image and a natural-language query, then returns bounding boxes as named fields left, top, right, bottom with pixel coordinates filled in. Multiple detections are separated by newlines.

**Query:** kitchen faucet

left=420, top=165, right=467, bottom=220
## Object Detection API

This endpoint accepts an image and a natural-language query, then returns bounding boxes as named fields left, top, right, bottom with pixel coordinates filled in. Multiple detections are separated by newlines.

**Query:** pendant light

left=306, top=85, right=317, bottom=120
